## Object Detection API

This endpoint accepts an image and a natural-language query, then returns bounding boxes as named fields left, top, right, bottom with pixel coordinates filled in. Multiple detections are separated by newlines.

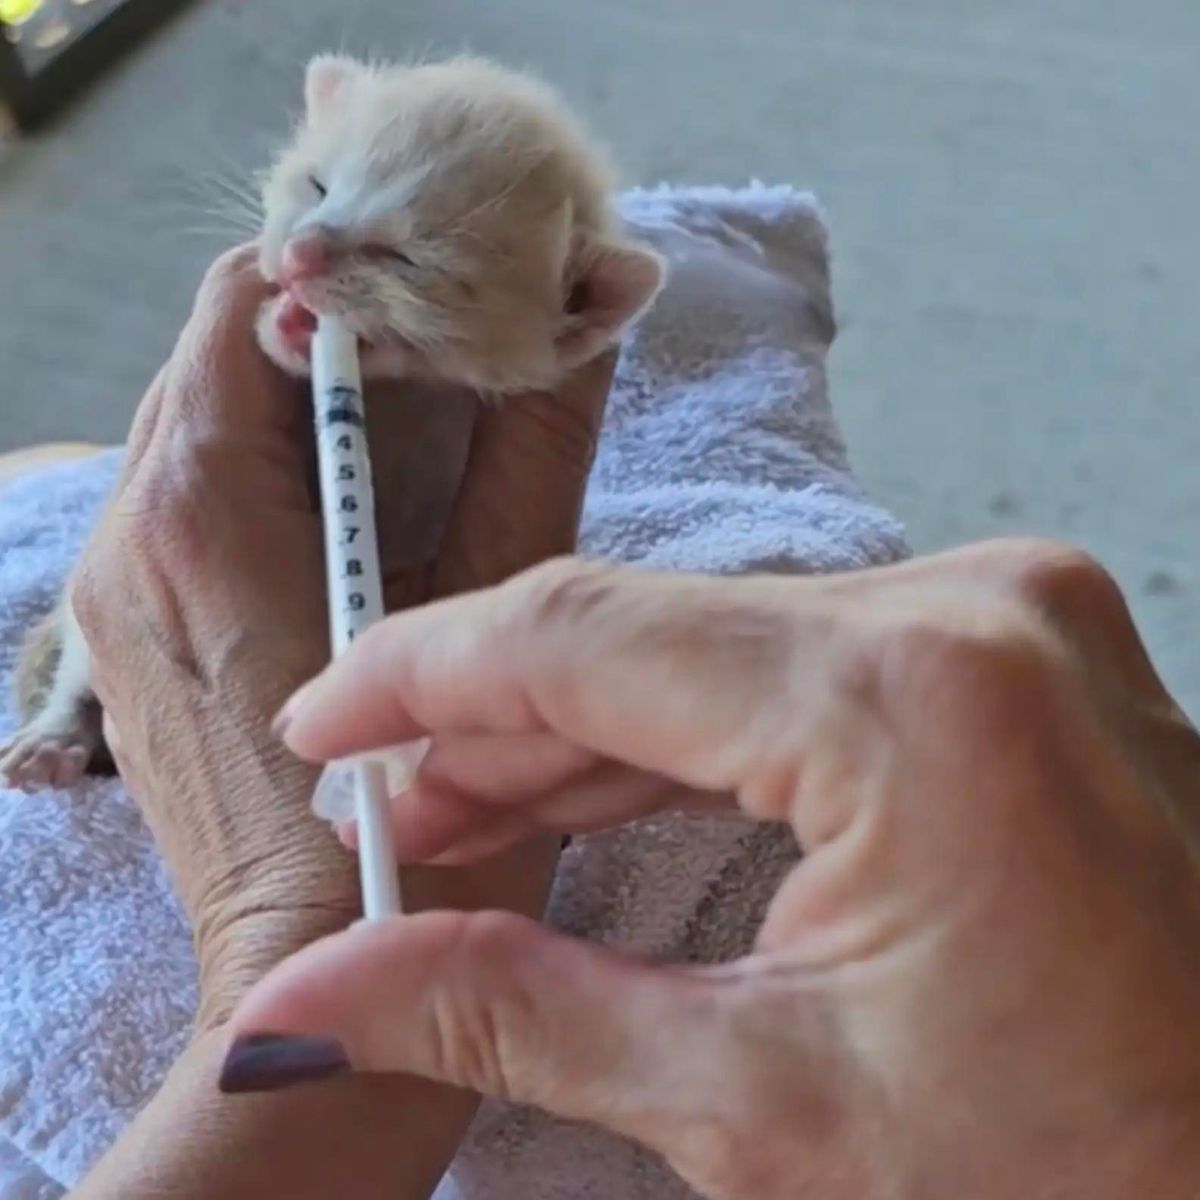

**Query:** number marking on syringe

left=313, top=375, right=384, bottom=648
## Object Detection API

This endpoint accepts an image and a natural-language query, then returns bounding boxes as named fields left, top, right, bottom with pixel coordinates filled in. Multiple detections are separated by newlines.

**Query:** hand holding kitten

left=72, top=243, right=615, bottom=1017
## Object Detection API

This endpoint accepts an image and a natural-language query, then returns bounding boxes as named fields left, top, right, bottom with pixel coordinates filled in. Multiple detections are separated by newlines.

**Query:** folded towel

left=0, top=184, right=907, bottom=1200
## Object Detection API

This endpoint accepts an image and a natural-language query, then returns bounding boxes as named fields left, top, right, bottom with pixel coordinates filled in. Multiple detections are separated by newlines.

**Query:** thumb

left=219, top=910, right=744, bottom=1146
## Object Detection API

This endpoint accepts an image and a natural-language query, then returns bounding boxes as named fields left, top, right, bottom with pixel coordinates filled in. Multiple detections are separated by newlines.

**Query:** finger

left=222, top=910, right=750, bottom=1152
left=93, top=247, right=290, bottom=513
left=370, top=730, right=598, bottom=859
left=429, top=350, right=615, bottom=596
left=285, top=542, right=1111, bottom=813
left=161, top=244, right=308, bottom=440
left=411, top=768, right=719, bottom=866
left=340, top=793, right=529, bottom=865
left=174, top=244, right=273, bottom=376
left=342, top=758, right=720, bottom=863
left=128, top=245, right=317, bottom=518
left=333, top=732, right=595, bottom=861
left=418, top=733, right=728, bottom=821
left=279, top=561, right=809, bottom=802
left=338, top=781, right=496, bottom=861
left=420, top=730, right=598, bottom=796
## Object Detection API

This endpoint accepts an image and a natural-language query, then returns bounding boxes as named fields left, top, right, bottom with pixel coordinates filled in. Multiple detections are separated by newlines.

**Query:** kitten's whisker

left=171, top=172, right=263, bottom=236
left=176, top=222, right=260, bottom=241
left=440, top=146, right=555, bottom=237
left=204, top=173, right=263, bottom=215
left=193, top=206, right=261, bottom=235
left=185, top=204, right=261, bottom=235
left=445, top=226, right=519, bottom=265
left=202, top=141, right=266, bottom=193
left=185, top=157, right=265, bottom=225
left=336, top=0, right=375, bottom=65
left=150, top=186, right=261, bottom=241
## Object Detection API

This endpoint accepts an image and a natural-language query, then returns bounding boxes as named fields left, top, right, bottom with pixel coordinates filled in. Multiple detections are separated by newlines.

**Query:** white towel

left=0, top=185, right=907, bottom=1200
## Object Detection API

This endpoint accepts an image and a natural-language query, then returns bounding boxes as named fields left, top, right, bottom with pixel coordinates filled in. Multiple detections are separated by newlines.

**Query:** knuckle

left=199, top=244, right=258, bottom=297
left=1001, top=537, right=1124, bottom=619
left=876, top=603, right=1063, bottom=722
left=192, top=244, right=267, bottom=329
left=992, top=539, right=1165, bottom=702
left=432, top=912, right=545, bottom=1099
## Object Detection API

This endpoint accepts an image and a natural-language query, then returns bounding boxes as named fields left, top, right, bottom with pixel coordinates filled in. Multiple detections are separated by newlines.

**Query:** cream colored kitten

left=0, top=55, right=663, bottom=793
left=256, top=54, right=664, bottom=392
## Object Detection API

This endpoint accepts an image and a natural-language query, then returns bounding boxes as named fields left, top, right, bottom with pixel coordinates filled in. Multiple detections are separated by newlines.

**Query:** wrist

left=74, top=1022, right=478, bottom=1200
left=196, top=888, right=359, bottom=1032
left=119, top=688, right=362, bottom=1027
left=183, top=748, right=364, bottom=1029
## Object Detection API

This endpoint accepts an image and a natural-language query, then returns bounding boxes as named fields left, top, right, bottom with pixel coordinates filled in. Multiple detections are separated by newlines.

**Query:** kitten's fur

left=257, top=55, right=664, bottom=392
left=0, top=56, right=663, bottom=792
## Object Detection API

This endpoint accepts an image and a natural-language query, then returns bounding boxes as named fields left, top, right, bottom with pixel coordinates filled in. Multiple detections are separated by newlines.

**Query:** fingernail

left=219, top=1033, right=350, bottom=1094
left=271, top=682, right=313, bottom=738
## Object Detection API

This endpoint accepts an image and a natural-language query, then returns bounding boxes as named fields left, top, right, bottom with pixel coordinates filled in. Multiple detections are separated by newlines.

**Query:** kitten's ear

left=304, top=53, right=362, bottom=120
left=557, top=237, right=666, bottom=367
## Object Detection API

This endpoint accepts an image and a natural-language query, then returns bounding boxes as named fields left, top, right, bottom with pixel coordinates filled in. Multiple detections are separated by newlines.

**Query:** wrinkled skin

left=68, top=245, right=615, bottom=1200
left=234, top=544, right=1200, bottom=1200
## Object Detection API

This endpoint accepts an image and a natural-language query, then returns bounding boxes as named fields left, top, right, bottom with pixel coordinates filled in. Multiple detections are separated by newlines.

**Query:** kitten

left=257, top=54, right=664, bottom=392
left=0, top=55, right=664, bottom=792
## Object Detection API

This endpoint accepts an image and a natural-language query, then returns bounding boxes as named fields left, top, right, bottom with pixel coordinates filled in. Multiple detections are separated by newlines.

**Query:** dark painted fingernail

left=219, top=1033, right=350, bottom=1094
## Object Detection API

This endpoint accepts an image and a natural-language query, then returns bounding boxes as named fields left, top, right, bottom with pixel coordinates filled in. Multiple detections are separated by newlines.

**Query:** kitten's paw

left=0, top=718, right=97, bottom=792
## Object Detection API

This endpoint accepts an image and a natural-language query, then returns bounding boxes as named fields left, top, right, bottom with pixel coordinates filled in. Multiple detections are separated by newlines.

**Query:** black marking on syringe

left=322, top=406, right=364, bottom=428
left=321, top=383, right=364, bottom=428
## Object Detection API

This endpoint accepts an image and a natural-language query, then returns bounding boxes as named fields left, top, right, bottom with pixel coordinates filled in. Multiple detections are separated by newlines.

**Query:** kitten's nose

left=281, top=231, right=333, bottom=283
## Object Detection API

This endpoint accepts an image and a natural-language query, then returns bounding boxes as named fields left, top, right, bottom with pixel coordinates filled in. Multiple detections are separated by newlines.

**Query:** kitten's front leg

left=1, top=600, right=104, bottom=791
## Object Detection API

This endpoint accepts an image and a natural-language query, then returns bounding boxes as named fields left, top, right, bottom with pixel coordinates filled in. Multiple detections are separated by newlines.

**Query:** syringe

left=310, top=316, right=402, bottom=920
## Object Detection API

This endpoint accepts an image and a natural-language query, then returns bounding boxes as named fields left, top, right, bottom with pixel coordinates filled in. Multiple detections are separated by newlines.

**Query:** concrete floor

left=1, top=0, right=1197, bottom=716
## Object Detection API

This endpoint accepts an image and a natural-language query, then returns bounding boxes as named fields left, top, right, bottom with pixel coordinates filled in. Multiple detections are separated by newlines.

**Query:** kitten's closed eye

left=308, top=174, right=327, bottom=198
left=363, top=243, right=417, bottom=268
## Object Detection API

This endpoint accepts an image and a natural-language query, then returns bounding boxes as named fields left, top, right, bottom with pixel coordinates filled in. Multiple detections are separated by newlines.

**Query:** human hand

left=226, top=544, right=1200, bottom=1199
left=71, top=246, right=613, bottom=1022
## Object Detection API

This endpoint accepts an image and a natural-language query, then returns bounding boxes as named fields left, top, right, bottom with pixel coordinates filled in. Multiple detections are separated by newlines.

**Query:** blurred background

left=1, top=0, right=1197, bottom=715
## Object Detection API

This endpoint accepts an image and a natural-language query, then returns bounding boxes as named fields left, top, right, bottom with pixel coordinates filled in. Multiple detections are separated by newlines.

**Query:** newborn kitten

left=257, top=54, right=664, bottom=391
left=0, top=55, right=663, bottom=792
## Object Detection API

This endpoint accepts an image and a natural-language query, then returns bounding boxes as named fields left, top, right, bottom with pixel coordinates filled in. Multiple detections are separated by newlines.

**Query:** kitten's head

left=257, top=55, right=664, bottom=391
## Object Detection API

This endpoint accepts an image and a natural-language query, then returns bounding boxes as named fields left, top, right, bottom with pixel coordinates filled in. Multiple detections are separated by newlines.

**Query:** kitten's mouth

left=276, top=294, right=318, bottom=355
left=274, top=290, right=384, bottom=359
